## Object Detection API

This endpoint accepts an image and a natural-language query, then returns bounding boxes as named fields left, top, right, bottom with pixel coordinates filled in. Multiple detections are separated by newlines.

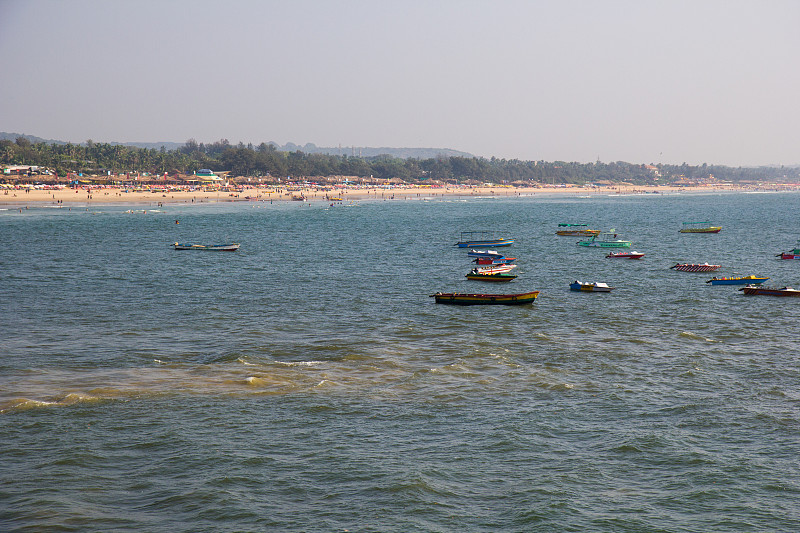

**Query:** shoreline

left=1, top=183, right=797, bottom=206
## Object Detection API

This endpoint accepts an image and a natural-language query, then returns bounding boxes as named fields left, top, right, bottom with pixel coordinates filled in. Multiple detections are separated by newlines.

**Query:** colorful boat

left=173, top=242, right=240, bottom=251
left=456, top=231, right=514, bottom=248
left=465, top=270, right=517, bottom=282
left=670, top=262, right=721, bottom=272
left=606, top=251, right=645, bottom=259
left=569, top=280, right=614, bottom=292
left=430, top=291, right=539, bottom=305
left=739, top=285, right=800, bottom=297
left=473, top=256, right=516, bottom=265
left=473, top=264, right=517, bottom=275
left=679, top=221, right=722, bottom=233
left=706, top=275, right=769, bottom=285
left=577, top=230, right=632, bottom=248
left=776, top=243, right=800, bottom=259
left=556, top=224, right=601, bottom=237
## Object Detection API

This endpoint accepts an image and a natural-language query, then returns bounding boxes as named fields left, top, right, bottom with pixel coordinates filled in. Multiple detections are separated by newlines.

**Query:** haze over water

left=2, top=192, right=800, bottom=531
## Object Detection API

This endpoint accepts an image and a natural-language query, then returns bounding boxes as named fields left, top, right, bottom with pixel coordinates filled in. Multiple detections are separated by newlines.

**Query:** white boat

left=474, top=264, right=517, bottom=275
left=570, top=280, right=614, bottom=292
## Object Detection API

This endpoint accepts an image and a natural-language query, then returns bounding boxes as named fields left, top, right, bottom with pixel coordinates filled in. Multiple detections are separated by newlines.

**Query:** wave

left=0, top=392, right=102, bottom=413
left=679, top=331, right=719, bottom=343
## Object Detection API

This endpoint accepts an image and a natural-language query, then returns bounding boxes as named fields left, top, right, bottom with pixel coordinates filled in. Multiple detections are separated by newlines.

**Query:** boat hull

left=456, top=239, right=514, bottom=248
left=779, top=253, right=800, bottom=260
left=569, top=282, right=614, bottom=292
left=474, top=257, right=516, bottom=264
left=556, top=230, right=600, bottom=236
left=606, top=251, right=644, bottom=259
left=577, top=241, right=631, bottom=248
left=465, top=273, right=517, bottom=282
left=670, top=263, right=720, bottom=272
left=707, top=276, right=768, bottom=285
left=174, top=243, right=240, bottom=251
left=431, top=291, right=539, bottom=305
left=679, top=228, right=722, bottom=233
left=739, top=286, right=800, bottom=297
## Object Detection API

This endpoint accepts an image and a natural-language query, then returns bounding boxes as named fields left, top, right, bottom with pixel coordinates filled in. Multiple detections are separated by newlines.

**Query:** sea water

left=1, top=192, right=799, bottom=531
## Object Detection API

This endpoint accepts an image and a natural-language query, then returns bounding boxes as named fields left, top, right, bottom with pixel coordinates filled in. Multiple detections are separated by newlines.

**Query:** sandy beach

left=1, top=183, right=788, bottom=206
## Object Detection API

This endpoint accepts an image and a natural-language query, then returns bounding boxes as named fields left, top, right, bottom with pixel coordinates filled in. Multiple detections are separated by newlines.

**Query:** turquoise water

left=2, top=192, right=800, bottom=531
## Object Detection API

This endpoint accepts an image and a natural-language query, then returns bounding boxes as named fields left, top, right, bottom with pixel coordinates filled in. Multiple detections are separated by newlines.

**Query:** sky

left=1, top=0, right=798, bottom=166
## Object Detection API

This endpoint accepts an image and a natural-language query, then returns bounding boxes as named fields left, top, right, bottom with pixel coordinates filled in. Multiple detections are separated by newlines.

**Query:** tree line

left=2, top=136, right=798, bottom=185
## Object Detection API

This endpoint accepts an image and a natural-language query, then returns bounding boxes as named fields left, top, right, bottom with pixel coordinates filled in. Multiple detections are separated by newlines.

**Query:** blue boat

left=456, top=231, right=514, bottom=248
left=706, top=275, right=769, bottom=285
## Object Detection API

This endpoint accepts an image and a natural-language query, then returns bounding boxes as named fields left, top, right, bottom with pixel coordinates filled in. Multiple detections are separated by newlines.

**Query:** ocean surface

left=2, top=191, right=799, bottom=531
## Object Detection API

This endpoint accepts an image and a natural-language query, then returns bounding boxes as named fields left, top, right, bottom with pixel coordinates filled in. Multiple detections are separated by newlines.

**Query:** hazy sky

left=2, top=0, right=798, bottom=166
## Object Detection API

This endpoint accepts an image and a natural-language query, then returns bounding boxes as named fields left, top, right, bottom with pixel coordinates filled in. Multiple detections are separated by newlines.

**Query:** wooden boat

left=679, top=221, right=721, bottom=233
left=430, top=290, right=539, bottom=305
left=473, top=264, right=517, bottom=275
left=465, top=269, right=517, bottom=281
left=739, top=285, right=800, bottom=297
left=456, top=231, right=514, bottom=248
left=706, top=275, right=769, bottom=285
left=173, top=242, right=240, bottom=251
left=556, top=223, right=601, bottom=237
left=670, top=262, right=721, bottom=272
left=577, top=230, right=631, bottom=248
left=569, top=280, right=614, bottom=292
left=606, top=251, right=644, bottom=259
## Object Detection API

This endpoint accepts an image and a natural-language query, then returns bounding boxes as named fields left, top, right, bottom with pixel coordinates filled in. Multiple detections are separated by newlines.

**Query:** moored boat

left=776, top=243, right=800, bottom=259
left=173, top=242, right=240, bottom=251
left=569, top=280, right=614, bottom=292
left=706, top=275, right=769, bottom=285
left=739, top=285, right=800, bottom=297
left=473, top=264, right=517, bottom=275
left=430, top=291, right=539, bottom=305
left=679, top=221, right=722, bottom=233
left=473, top=256, right=516, bottom=265
left=456, top=231, right=514, bottom=248
left=577, top=230, right=632, bottom=248
left=606, top=251, right=645, bottom=259
left=465, top=269, right=517, bottom=281
left=556, top=223, right=601, bottom=237
left=670, top=262, right=721, bottom=272
left=467, top=249, right=504, bottom=258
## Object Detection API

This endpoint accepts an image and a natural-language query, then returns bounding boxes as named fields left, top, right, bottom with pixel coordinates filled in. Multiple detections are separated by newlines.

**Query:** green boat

left=576, top=230, right=631, bottom=248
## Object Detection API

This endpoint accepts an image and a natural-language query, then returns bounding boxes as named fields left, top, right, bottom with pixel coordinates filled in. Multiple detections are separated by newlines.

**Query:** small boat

left=473, top=256, right=516, bottom=265
left=173, top=242, right=240, bottom=251
left=473, top=264, right=517, bottom=275
left=679, top=221, right=721, bottom=233
left=739, top=285, right=800, bottom=297
left=670, top=262, right=721, bottom=272
left=577, top=230, right=632, bottom=248
left=706, top=275, right=769, bottom=285
left=606, top=251, right=645, bottom=259
left=776, top=242, right=800, bottom=259
left=465, top=269, right=517, bottom=281
left=467, top=249, right=504, bottom=258
left=456, top=231, right=514, bottom=248
left=430, top=291, right=539, bottom=305
left=555, top=223, right=601, bottom=237
left=569, top=280, right=614, bottom=292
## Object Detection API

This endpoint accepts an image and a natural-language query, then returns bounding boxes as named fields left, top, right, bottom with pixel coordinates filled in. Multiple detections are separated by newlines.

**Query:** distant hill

left=0, top=133, right=472, bottom=159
